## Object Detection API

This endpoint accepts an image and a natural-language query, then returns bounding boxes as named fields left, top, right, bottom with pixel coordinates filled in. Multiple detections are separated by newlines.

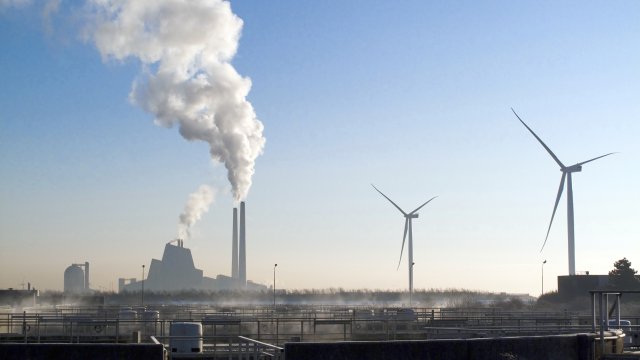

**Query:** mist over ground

left=33, top=288, right=535, bottom=309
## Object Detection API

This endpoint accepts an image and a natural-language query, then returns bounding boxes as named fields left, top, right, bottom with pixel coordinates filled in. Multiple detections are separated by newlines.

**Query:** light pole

left=541, top=260, right=547, bottom=295
left=410, top=262, right=415, bottom=307
left=273, top=264, right=278, bottom=309
left=141, top=264, right=145, bottom=307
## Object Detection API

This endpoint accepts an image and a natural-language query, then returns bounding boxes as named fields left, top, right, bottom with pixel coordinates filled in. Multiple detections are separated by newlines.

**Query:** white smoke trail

left=178, top=184, right=215, bottom=240
left=87, top=0, right=265, bottom=201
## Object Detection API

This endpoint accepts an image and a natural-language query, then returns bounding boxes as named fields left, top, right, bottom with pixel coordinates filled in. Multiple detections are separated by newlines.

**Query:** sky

left=1, top=0, right=639, bottom=296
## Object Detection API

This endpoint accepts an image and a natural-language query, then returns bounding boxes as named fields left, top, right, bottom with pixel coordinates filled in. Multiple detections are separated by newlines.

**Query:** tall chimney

left=239, top=201, right=246, bottom=287
left=231, top=207, right=239, bottom=279
left=84, top=261, right=90, bottom=291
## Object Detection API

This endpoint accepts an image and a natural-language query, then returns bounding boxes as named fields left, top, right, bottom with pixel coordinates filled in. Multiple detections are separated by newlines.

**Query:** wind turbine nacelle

left=565, top=165, right=582, bottom=173
left=408, top=214, right=419, bottom=219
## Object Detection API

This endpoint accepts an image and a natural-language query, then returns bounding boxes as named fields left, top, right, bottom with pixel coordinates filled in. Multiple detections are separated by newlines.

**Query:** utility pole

left=273, top=264, right=278, bottom=309
left=141, top=265, right=145, bottom=307
left=542, top=260, right=547, bottom=295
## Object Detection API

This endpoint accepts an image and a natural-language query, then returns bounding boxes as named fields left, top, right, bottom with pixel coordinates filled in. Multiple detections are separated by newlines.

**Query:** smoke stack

left=239, top=202, right=246, bottom=287
left=84, top=261, right=90, bottom=291
left=232, top=208, right=239, bottom=279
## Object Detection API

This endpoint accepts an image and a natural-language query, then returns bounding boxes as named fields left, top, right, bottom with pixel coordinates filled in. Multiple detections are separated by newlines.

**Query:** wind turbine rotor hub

left=564, top=165, right=582, bottom=173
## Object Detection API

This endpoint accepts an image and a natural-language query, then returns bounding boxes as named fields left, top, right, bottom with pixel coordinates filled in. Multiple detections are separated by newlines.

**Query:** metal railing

left=590, top=290, right=640, bottom=354
left=150, top=335, right=283, bottom=359
left=2, top=304, right=639, bottom=346
left=237, top=336, right=284, bottom=360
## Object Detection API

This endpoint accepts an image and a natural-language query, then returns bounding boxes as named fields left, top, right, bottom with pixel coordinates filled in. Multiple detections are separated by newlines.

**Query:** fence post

left=22, top=311, right=27, bottom=343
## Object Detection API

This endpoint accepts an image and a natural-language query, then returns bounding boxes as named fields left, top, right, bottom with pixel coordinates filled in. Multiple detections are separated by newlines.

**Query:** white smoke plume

left=87, top=0, right=265, bottom=201
left=178, top=184, right=215, bottom=240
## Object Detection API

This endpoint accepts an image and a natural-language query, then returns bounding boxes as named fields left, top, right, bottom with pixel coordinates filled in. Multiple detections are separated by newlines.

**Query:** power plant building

left=0, top=288, right=38, bottom=308
left=120, top=242, right=265, bottom=292
left=120, top=202, right=266, bottom=292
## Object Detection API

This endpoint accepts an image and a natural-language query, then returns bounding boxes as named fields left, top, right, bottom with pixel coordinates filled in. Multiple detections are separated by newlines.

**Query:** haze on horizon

left=1, top=0, right=639, bottom=296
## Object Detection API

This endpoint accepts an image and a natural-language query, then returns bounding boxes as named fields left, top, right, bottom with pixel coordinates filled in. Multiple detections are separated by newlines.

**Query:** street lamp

left=141, top=264, right=146, bottom=307
left=273, top=264, right=278, bottom=309
left=541, top=260, right=547, bottom=295
left=410, top=262, right=415, bottom=307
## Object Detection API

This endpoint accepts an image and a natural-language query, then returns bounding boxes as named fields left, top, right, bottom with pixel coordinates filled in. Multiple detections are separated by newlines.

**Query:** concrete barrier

left=284, top=334, right=594, bottom=360
left=0, top=343, right=165, bottom=360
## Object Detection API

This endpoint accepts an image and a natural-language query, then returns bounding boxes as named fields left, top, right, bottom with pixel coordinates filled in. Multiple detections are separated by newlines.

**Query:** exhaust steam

left=87, top=0, right=265, bottom=201
left=178, top=184, right=215, bottom=240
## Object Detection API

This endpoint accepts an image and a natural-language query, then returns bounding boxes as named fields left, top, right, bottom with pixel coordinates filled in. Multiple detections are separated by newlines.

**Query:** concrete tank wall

left=284, top=334, right=593, bottom=360
left=0, top=343, right=164, bottom=360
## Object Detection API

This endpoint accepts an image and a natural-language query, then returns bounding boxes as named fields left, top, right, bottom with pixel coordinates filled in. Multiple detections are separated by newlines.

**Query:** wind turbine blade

left=575, top=152, right=617, bottom=167
left=371, top=184, right=407, bottom=216
left=512, top=108, right=565, bottom=169
left=541, top=172, right=566, bottom=252
left=410, top=196, right=438, bottom=215
left=397, top=218, right=409, bottom=270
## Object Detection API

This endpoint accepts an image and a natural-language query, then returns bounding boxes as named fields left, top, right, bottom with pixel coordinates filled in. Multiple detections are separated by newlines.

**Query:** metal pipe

left=605, top=293, right=609, bottom=331
left=616, top=294, right=621, bottom=329
left=591, top=292, right=596, bottom=332
left=599, top=293, right=605, bottom=355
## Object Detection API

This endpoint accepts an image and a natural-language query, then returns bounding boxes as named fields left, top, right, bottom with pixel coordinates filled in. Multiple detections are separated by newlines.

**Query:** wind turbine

left=512, top=108, right=615, bottom=275
left=372, top=184, right=437, bottom=304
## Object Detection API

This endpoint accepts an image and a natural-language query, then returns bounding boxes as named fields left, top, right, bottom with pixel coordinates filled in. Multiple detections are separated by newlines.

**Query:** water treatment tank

left=170, top=322, right=203, bottom=354
left=63, top=265, right=85, bottom=293
left=118, top=310, right=138, bottom=320
left=142, top=310, right=160, bottom=321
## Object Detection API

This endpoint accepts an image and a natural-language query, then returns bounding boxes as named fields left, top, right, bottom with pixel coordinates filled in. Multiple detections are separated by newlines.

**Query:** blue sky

left=1, top=1, right=639, bottom=295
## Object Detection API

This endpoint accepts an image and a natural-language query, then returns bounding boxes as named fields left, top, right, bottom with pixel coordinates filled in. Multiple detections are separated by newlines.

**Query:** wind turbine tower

left=512, top=109, right=615, bottom=275
left=372, top=184, right=437, bottom=305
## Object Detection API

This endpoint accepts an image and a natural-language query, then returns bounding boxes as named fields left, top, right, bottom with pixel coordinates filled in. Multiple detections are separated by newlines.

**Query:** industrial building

left=557, top=273, right=640, bottom=299
left=120, top=202, right=266, bottom=292
left=0, top=287, right=38, bottom=307
left=63, top=262, right=91, bottom=294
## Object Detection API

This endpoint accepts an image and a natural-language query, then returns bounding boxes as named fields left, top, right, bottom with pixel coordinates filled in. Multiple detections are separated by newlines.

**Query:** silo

left=64, top=265, right=85, bottom=293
